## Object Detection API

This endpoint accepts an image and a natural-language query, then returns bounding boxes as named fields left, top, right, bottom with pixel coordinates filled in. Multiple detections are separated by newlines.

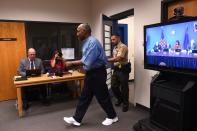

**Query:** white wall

left=0, top=0, right=162, bottom=108
left=91, top=0, right=161, bottom=108
left=0, top=0, right=91, bottom=23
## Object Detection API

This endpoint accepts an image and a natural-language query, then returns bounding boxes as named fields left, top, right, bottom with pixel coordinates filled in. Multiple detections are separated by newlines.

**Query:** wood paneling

left=0, top=22, right=26, bottom=101
left=168, top=0, right=197, bottom=19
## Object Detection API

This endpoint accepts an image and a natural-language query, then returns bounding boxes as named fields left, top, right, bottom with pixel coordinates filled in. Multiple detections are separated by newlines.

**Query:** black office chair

left=42, top=60, right=72, bottom=101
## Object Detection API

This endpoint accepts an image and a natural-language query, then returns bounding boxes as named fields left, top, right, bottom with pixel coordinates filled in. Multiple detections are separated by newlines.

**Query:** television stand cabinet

left=134, top=72, right=196, bottom=131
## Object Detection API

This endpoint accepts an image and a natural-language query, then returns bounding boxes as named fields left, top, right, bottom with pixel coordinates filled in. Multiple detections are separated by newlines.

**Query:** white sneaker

left=102, top=117, right=118, bottom=126
left=63, top=117, right=81, bottom=126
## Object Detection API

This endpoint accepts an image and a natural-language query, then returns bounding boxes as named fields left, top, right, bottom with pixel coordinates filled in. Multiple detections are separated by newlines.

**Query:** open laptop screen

left=26, top=69, right=41, bottom=77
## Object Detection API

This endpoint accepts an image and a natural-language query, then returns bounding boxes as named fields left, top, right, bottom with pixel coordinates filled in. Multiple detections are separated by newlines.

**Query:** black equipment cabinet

left=134, top=72, right=196, bottom=131
left=150, top=72, right=196, bottom=131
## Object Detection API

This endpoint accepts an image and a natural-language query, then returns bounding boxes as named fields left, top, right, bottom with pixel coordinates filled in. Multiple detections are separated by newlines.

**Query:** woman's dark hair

left=176, top=40, right=180, bottom=45
left=57, top=51, right=62, bottom=57
left=51, top=50, right=63, bottom=60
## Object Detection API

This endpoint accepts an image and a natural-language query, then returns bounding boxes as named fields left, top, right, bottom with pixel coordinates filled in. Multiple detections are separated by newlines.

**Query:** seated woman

left=174, top=40, right=181, bottom=52
left=49, top=50, right=71, bottom=98
left=174, top=40, right=181, bottom=49
left=50, top=50, right=65, bottom=76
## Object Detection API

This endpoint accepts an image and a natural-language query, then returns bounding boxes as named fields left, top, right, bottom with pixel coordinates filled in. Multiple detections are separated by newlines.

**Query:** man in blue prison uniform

left=63, top=23, right=118, bottom=126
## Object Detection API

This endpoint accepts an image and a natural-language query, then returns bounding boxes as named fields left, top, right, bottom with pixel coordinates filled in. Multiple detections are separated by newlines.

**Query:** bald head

left=78, top=24, right=91, bottom=33
left=77, top=23, right=91, bottom=41
left=28, top=48, right=36, bottom=61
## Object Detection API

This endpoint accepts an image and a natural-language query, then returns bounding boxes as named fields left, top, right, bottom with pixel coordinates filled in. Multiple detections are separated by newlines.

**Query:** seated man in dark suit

left=153, top=42, right=161, bottom=52
left=163, top=43, right=171, bottom=52
left=17, top=48, right=49, bottom=110
left=187, top=40, right=197, bottom=51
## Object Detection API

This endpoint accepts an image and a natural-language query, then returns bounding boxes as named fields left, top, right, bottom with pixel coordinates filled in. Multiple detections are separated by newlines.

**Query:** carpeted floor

left=0, top=96, right=148, bottom=131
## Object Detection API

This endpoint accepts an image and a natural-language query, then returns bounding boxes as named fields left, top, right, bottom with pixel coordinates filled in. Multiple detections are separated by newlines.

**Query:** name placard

left=0, top=38, right=17, bottom=41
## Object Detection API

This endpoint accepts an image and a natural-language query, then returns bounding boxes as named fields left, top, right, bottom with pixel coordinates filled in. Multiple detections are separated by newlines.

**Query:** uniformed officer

left=108, top=33, right=130, bottom=112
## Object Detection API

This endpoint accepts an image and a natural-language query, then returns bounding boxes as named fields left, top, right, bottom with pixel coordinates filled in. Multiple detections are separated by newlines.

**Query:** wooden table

left=14, top=71, right=85, bottom=117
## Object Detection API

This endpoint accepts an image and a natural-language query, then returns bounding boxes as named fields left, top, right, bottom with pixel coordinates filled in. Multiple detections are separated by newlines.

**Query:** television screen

left=144, top=18, right=197, bottom=75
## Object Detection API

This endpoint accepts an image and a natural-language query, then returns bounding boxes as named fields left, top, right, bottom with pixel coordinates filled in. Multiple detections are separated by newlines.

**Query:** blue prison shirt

left=81, top=36, right=107, bottom=71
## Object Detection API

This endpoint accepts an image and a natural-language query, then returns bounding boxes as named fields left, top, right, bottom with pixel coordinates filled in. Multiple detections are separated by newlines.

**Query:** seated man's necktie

left=30, top=61, right=34, bottom=70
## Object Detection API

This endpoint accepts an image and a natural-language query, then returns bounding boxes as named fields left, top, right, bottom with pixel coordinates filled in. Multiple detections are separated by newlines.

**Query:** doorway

left=102, top=9, right=134, bottom=80
left=102, top=9, right=135, bottom=103
left=118, top=16, right=134, bottom=80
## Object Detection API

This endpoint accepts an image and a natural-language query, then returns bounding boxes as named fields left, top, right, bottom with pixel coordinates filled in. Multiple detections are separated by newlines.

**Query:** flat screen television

left=144, top=17, right=197, bottom=75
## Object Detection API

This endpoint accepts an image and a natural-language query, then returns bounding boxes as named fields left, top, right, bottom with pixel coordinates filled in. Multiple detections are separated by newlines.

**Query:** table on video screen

left=14, top=71, right=85, bottom=117
left=147, top=53, right=197, bottom=69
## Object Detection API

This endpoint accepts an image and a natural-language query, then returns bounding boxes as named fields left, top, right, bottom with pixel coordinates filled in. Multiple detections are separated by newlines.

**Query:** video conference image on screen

left=145, top=20, right=197, bottom=71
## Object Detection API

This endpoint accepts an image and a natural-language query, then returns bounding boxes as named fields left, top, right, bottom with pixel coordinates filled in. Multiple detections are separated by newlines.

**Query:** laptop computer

left=163, top=48, right=169, bottom=52
left=26, top=69, right=41, bottom=77
left=175, top=49, right=181, bottom=52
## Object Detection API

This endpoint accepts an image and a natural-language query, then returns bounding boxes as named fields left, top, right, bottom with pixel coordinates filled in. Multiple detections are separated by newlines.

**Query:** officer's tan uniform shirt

left=113, top=42, right=128, bottom=67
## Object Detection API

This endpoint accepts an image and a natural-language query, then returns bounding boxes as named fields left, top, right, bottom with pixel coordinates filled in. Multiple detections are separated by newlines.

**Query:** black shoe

left=115, top=100, right=122, bottom=107
left=122, top=105, right=129, bottom=112
left=23, top=102, right=30, bottom=110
